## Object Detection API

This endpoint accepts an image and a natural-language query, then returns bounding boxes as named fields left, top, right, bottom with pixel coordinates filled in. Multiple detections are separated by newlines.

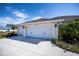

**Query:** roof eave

left=17, top=19, right=64, bottom=26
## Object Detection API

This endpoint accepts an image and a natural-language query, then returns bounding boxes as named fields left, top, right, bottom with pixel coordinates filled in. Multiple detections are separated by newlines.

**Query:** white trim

left=23, top=28, right=26, bottom=37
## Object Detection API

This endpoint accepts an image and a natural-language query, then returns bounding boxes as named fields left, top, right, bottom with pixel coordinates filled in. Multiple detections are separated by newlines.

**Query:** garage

left=26, top=23, right=55, bottom=39
left=17, top=18, right=63, bottom=39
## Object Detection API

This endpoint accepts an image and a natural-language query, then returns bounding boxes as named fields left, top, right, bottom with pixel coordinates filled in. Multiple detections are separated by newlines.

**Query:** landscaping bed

left=51, top=39, right=79, bottom=54
left=51, top=19, right=79, bottom=54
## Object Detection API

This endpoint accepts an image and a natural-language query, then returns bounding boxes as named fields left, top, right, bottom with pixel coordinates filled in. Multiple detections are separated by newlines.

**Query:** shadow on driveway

left=8, top=36, right=51, bottom=44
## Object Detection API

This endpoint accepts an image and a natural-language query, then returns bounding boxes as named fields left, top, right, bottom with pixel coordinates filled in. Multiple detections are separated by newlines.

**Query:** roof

left=18, top=15, right=79, bottom=25
left=51, top=15, right=79, bottom=21
left=22, top=18, right=50, bottom=23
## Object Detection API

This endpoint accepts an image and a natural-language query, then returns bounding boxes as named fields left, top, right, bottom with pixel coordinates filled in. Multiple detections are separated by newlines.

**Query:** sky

left=0, top=3, right=79, bottom=26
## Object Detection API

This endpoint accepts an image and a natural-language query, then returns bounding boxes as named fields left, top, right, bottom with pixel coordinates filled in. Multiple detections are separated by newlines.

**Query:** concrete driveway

left=0, top=36, right=79, bottom=56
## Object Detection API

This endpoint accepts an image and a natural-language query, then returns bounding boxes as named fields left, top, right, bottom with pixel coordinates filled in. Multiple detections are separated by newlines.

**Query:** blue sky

left=0, top=3, right=79, bottom=26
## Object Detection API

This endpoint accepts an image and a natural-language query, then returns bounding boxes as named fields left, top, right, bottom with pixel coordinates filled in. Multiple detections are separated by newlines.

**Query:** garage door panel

left=26, top=23, right=54, bottom=39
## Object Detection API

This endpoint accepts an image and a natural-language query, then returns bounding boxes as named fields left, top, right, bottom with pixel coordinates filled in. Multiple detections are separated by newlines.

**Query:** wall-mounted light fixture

left=23, top=26, right=24, bottom=29
left=31, top=32, right=32, bottom=34
left=54, top=24, right=57, bottom=27
left=43, top=32, right=46, bottom=35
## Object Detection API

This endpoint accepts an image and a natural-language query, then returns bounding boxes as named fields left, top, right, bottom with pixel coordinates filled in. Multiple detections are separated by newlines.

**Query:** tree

left=6, top=24, right=17, bottom=30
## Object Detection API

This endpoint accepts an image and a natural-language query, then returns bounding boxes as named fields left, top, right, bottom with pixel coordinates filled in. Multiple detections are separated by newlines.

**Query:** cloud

left=12, top=10, right=29, bottom=19
left=3, top=6, right=29, bottom=25
left=11, top=10, right=28, bottom=24
left=0, top=17, right=26, bottom=26
left=32, top=16, right=43, bottom=20
left=16, top=18, right=26, bottom=24
left=0, top=17, right=16, bottom=25
left=5, top=6, right=29, bottom=19
left=0, top=17, right=14, bottom=24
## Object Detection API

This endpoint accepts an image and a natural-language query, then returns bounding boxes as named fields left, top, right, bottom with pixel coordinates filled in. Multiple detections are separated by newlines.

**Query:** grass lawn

left=51, top=39, right=79, bottom=54
left=0, top=36, right=5, bottom=39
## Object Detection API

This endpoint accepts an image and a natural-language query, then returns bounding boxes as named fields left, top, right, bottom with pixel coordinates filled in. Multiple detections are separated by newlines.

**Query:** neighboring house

left=17, top=18, right=64, bottom=39
left=17, top=15, right=79, bottom=39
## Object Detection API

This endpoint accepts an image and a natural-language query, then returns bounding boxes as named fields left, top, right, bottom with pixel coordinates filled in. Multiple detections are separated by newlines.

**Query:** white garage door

left=26, top=23, right=54, bottom=39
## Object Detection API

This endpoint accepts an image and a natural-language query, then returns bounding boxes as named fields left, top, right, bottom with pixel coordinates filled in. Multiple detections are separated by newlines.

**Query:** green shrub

left=59, top=20, right=79, bottom=44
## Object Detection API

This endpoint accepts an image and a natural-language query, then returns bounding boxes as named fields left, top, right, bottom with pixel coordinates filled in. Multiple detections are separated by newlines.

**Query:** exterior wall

left=16, top=26, right=20, bottom=35
left=17, top=26, right=24, bottom=36
left=23, top=26, right=27, bottom=37
left=25, top=23, right=57, bottom=39
left=53, top=23, right=58, bottom=39
left=17, top=22, right=59, bottom=39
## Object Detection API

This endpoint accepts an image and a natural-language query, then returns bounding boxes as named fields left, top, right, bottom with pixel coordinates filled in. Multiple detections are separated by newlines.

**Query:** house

left=17, top=18, right=64, bottom=39
left=17, top=15, right=79, bottom=39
